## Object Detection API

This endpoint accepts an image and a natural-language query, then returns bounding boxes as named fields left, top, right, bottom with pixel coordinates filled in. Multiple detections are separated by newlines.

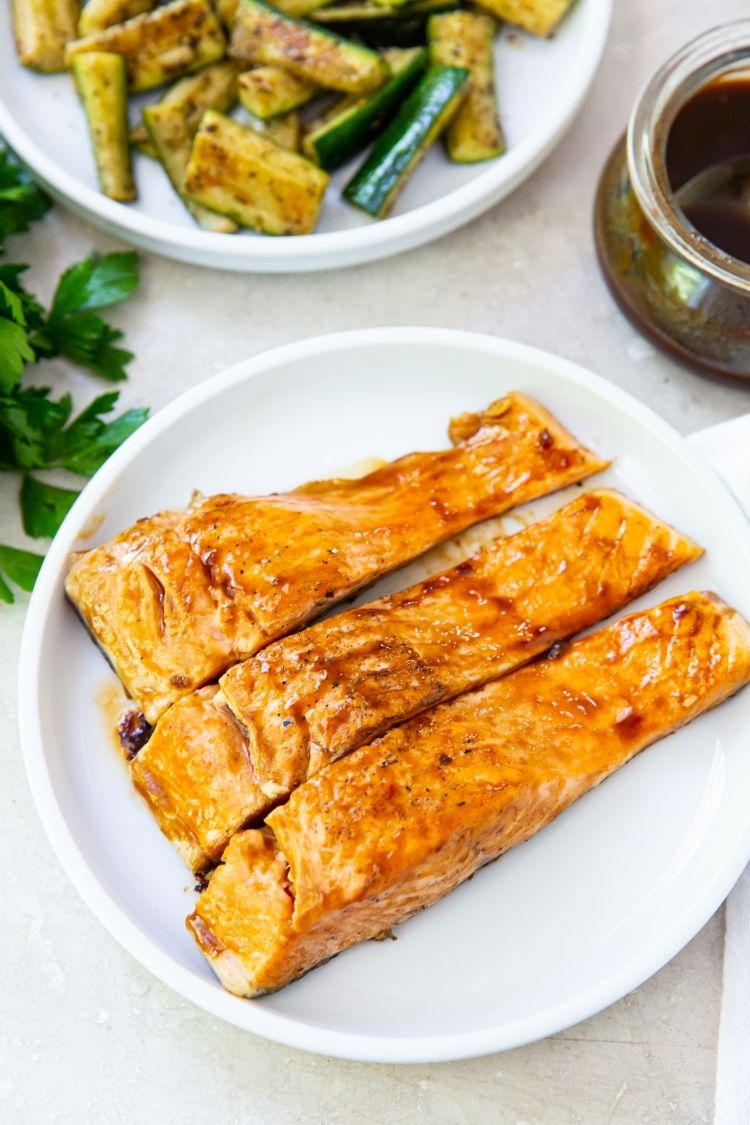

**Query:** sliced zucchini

left=262, top=111, right=301, bottom=151
left=12, top=0, right=80, bottom=72
left=313, top=0, right=455, bottom=48
left=230, top=0, right=388, bottom=95
left=429, top=11, right=503, bottom=163
left=143, top=103, right=237, bottom=231
left=314, top=0, right=453, bottom=22
left=72, top=52, right=135, bottom=200
left=65, top=0, right=227, bottom=92
left=184, top=110, right=329, bottom=234
left=79, top=0, right=154, bottom=36
left=132, top=62, right=237, bottom=157
left=237, top=67, right=316, bottom=119
left=471, top=0, right=572, bottom=37
left=304, top=47, right=426, bottom=171
left=344, top=64, right=468, bottom=218
left=217, top=0, right=334, bottom=24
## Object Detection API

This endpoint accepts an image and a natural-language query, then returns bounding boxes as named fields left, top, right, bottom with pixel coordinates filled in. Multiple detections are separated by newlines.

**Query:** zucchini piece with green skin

left=314, top=0, right=453, bottom=22
left=303, top=47, right=426, bottom=171
left=344, top=64, right=468, bottom=218
left=12, top=0, right=80, bottom=72
left=429, top=11, right=504, bottom=163
left=79, top=0, right=154, bottom=36
left=313, top=0, right=455, bottom=49
left=184, top=110, right=329, bottom=234
left=73, top=52, right=135, bottom=200
left=143, top=103, right=237, bottom=232
left=237, top=67, right=317, bottom=120
left=229, top=0, right=388, bottom=95
left=218, top=0, right=335, bottom=25
left=65, top=0, right=227, bottom=92
left=133, top=58, right=239, bottom=157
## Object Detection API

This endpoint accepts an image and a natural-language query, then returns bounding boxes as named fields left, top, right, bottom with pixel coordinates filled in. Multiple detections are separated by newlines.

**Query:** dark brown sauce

left=666, top=77, right=750, bottom=263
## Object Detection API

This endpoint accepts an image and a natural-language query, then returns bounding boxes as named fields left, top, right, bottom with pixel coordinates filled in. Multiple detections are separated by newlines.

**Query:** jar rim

left=627, top=20, right=750, bottom=294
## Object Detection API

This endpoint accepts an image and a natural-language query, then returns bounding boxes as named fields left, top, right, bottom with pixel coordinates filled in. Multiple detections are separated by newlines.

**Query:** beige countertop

left=3, top=1, right=750, bottom=1121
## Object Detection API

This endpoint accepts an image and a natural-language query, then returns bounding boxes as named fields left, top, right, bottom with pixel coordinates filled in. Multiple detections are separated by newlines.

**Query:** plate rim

left=18, top=326, right=750, bottom=1063
left=0, top=3, right=611, bottom=272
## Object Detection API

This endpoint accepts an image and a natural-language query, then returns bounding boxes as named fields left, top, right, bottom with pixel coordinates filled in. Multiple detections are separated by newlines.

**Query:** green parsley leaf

left=20, top=475, right=79, bottom=538
left=0, top=148, right=52, bottom=251
left=45, top=315, right=133, bottom=382
left=0, top=387, right=72, bottom=470
left=0, top=543, right=45, bottom=602
left=46, top=391, right=148, bottom=475
left=43, top=252, right=139, bottom=380
left=0, top=263, right=48, bottom=341
left=50, top=251, right=139, bottom=314
left=0, top=316, right=35, bottom=392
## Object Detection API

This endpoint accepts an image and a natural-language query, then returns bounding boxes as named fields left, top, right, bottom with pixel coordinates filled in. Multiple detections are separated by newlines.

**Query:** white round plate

left=18, top=328, right=750, bottom=1063
left=0, top=3, right=609, bottom=272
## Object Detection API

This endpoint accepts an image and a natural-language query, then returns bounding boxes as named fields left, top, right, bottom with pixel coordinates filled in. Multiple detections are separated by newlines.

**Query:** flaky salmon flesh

left=65, top=394, right=607, bottom=723
left=188, top=592, right=750, bottom=997
left=133, top=489, right=701, bottom=873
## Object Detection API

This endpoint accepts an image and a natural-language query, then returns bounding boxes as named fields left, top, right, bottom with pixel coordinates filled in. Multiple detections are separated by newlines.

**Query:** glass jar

left=594, top=22, right=750, bottom=382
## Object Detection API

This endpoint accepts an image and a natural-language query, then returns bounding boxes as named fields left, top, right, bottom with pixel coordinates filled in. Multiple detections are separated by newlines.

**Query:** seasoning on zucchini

left=184, top=110, right=330, bottom=234
left=344, top=64, right=468, bottom=218
left=65, top=0, right=227, bottom=92
left=12, top=0, right=80, bottom=72
left=79, top=0, right=154, bottom=36
left=72, top=51, right=135, bottom=200
left=230, top=0, right=388, bottom=95
left=130, top=124, right=156, bottom=157
left=471, top=0, right=572, bottom=37
left=144, top=103, right=238, bottom=231
left=304, top=47, right=426, bottom=171
left=428, top=11, right=503, bottom=163
left=237, top=67, right=317, bottom=119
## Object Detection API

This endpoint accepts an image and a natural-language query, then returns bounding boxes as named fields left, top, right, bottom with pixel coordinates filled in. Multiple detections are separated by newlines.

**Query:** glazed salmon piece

left=132, top=490, right=700, bottom=871
left=130, top=686, right=266, bottom=872
left=65, top=393, right=607, bottom=723
left=188, top=592, right=750, bottom=996
left=221, top=489, right=701, bottom=797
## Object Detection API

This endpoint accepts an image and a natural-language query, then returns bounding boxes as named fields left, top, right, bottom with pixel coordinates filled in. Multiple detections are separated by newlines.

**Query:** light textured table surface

left=3, top=2, right=750, bottom=1122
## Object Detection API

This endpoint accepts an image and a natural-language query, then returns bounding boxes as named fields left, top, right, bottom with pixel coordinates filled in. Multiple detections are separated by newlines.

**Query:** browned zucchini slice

left=230, top=0, right=388, bottom=95
left=429, top=10, right=504, bottom=162
left=237, top=67, right=317, bottom=119
left=72, top=51, right=136, bottom=200
left=12, top=0, right=80, bottom=72
left=184, top=109, right=329, bottom=234
left=65, top=0, right=226, bottom=91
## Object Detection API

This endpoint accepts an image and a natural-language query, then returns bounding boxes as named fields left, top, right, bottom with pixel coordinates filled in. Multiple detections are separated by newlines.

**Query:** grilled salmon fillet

left=138, top=489, right=700, bottom=873
left=188, top=592, right=750, bottom=996
left=222, top=490, right=702, bottom=797
left=65, top=394, right=607, bottom=723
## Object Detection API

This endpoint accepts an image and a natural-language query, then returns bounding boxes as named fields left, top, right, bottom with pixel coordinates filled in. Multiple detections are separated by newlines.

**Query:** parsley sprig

left=0, top=144, right=147, bottom=602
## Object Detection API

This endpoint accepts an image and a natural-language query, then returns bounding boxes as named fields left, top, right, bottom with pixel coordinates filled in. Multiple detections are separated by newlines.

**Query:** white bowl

left=19, top=328, right=750, bottom=1063
left=0, top=3, right=610, bottom=271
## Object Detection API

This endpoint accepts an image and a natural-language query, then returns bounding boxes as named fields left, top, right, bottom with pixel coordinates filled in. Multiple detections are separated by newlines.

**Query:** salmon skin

left=65, top=394, right=607, bottom=724
left=188, top=592, right=750, bottom=997
left=132, top=489, right=700, bottom=871
left=133, top=490, right=701, bottom=871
